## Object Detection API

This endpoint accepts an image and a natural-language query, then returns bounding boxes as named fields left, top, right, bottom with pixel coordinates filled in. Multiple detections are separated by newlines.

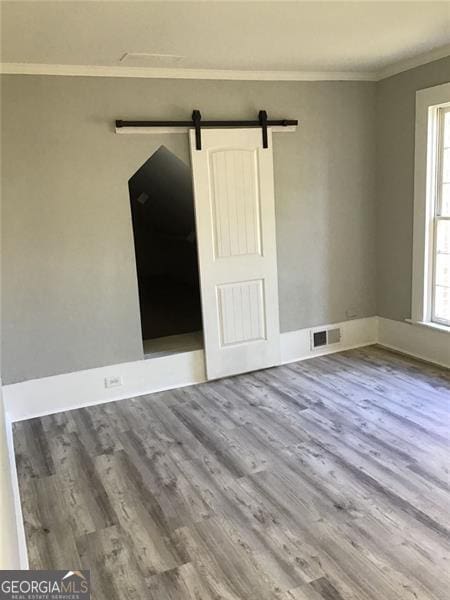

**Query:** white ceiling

left=1, top=1, right=450, bottom=79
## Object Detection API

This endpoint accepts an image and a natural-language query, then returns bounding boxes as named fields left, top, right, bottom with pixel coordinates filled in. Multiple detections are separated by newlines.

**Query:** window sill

left=405, top=319, right=450, bottom=333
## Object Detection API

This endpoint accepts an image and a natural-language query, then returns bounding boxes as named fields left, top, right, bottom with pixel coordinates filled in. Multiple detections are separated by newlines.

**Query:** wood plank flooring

left=13, top=346, right=450, bottom=600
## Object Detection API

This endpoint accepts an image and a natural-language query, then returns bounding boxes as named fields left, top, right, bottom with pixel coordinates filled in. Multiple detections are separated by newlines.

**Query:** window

left=412, top=84, right=450, bottom=330
left=431, top=106, right=450, bottom=326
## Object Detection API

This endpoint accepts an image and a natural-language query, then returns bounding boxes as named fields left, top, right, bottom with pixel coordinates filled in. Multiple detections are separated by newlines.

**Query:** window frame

left=412, top=83, right=450, bottom=330
left=431, top=106, right=450, bottom=327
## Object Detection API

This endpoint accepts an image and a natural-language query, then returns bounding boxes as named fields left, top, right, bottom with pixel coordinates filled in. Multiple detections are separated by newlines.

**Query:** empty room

left=0, top=2, right=449, bottom=599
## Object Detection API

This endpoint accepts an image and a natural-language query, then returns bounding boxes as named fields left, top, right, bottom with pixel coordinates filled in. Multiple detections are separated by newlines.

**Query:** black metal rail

left=115, top=110, right=298, bottom=150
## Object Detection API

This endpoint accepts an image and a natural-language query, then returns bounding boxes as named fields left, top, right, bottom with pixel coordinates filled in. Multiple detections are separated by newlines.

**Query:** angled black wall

left=129, top=146, right=202, bottom=340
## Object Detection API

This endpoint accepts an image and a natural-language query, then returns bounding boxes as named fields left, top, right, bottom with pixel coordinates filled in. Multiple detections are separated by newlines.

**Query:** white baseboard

left=377, top=317, right=450, bottom=369
left=3, top=315, right=447, bottom=424
left=3, top=410, right=29, bottom=569
left=4, top=349, right=206, bottom=423
left=280, top=316, right=378, bottom=365
left=3, top=317, right=378, bottom=423
left=0, top=384, right=28, bottom=569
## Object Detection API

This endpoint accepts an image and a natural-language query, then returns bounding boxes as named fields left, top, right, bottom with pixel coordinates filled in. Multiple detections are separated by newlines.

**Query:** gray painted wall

left=1, top=76, right=376, bottom=383
left=375, top=56, right=450, bottom=321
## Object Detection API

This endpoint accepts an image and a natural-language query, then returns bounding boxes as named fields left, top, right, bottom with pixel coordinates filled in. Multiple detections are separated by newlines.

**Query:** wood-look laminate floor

left=13, top=346, right=450, bottom=600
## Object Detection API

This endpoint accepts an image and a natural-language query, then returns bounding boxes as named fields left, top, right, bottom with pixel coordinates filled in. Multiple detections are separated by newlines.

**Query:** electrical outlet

left=104, top=375, right=123, bottom=388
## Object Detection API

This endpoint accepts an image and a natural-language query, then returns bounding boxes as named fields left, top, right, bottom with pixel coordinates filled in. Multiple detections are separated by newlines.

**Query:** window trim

left=431, top=106, right=450, bottom=327
left=412, top=83, right=450, bottom=330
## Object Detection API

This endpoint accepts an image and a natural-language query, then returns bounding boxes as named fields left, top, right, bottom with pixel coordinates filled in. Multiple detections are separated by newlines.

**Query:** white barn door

left=190, top=128, right=280, bottom=380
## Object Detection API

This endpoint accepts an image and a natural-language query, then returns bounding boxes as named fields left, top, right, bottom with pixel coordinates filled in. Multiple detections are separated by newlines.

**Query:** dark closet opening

left=128, top=146, right=203, bottom=357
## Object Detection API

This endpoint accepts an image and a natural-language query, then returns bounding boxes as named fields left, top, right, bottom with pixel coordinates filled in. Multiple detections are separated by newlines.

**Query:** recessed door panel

left=210, top=149, right=262, bottom=258
left=217, top=279, right=266, bottom=346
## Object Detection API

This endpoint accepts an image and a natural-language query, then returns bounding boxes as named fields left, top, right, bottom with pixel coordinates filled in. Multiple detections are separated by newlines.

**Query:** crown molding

left=1, top=43, right=449, bottom=82
left=376, top=43, right=450, bottom=80
left=0, top=62, right=377, bottom=81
